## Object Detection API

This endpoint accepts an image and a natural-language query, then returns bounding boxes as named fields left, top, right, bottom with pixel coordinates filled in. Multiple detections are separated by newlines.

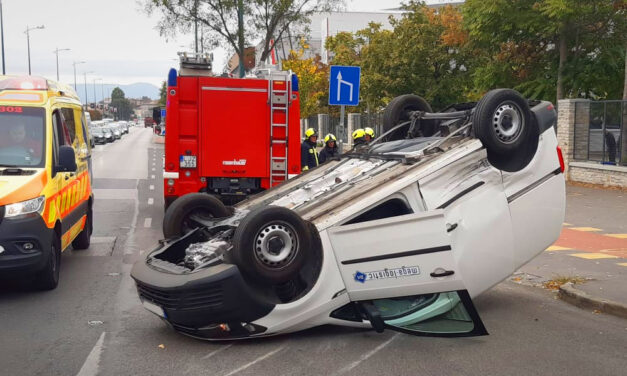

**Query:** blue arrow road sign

left=160, top=109, right=166, bottom=118
left=329, top=65, right=360, bottom=106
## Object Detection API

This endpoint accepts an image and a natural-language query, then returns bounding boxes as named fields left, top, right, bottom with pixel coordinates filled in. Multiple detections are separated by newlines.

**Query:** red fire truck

left=162, top=53, right=301, bottom=234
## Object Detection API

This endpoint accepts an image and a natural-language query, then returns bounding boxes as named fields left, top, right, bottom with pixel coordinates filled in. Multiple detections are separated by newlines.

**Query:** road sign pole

left=340, top=105, right=345, bottom=142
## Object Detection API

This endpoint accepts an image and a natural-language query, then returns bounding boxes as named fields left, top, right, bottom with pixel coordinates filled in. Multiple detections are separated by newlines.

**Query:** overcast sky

left=1, top=0, right=450, bottom=88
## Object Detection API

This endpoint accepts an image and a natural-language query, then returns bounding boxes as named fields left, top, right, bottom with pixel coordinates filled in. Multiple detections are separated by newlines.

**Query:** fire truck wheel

left=383, top=94, right=433, bottom=140
left=472, top=89, right=539, bottom=172
left=232, top=206, right=311, bottom=285
left=162, top=193, right=231, bottom=238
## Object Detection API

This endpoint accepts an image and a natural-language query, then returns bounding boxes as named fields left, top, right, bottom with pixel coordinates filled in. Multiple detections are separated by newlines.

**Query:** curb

left=558, top=282, right=627, bottom=320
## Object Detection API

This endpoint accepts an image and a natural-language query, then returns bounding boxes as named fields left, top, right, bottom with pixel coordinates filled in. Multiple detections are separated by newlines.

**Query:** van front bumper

left=0, top=213, right=53, bottom=276
left=131, top=259, right=275, bottom=340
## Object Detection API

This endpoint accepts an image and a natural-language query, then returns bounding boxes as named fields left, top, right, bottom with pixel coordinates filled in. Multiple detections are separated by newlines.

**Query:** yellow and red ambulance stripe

left=42, top=170, right=91, bottom=229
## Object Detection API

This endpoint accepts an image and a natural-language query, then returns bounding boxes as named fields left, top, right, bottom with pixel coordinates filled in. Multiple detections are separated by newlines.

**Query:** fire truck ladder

left=268, top=71, right=291, bottom=187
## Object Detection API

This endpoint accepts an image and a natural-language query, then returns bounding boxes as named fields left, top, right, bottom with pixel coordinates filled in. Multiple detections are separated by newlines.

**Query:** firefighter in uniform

left=352, top=128, right=367, bottom=146
left=301, top=128, right=319, bottom=171
left=364, top=127, right=375, bottom=143
left=319, top=133, right=339, bottom=164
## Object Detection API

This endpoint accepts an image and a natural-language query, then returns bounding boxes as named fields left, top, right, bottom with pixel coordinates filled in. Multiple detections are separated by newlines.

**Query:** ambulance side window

left=60, top=108, right=76, bottom=144
left=51, top=110, right=61, bottom=175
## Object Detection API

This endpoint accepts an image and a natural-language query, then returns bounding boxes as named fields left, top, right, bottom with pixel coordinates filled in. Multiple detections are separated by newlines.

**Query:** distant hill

left=74, top=82, right=159, bottom=103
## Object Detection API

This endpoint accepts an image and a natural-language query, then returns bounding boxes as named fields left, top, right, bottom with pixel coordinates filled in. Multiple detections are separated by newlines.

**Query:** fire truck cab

left=162, top=53, right=301, bottom=235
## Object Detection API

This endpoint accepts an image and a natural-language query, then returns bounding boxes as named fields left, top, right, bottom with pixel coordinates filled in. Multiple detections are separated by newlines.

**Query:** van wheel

left=72, top=207, right=92, bottom=250
left=36, top=235, right=61, bottom=290
left=162, top=193, right=231, bottom=238
left=383, top=95, right=433, bottom=141
left=472, top=89, right=539, bottom=172
left=232, top=206, right=311, bottom=285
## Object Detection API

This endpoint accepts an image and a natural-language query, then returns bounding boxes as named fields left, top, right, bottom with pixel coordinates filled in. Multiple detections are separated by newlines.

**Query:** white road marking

left=336, top=333, right=399, bottom=375
left=222, top=346, right=285, bottom=376
left=152, top=167, right=155, bottom=171
left=144, top=218, right=152, bottom=228
left=201, top=344, right=234, bottom=360
left=148, top=198, right=154, bottom=205
left=149, top=185, right=154, bottom=190
left=76, top=331, right=106, bottom=376
left=151, top=175, right=155, bottom=179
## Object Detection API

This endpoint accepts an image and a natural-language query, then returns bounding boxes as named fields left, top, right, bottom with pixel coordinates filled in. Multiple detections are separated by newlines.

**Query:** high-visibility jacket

left=301, top=140, right=319, bottom=171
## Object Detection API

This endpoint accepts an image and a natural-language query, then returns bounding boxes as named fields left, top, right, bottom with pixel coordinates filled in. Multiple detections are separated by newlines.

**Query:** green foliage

left=326, top=2, right=473, bottom=110
left=110, top=87, right=133, bottom=120
left=463, top=0, right=626, bottom=101
left=111, top=87, right=125, bottom=100
left=159, top=81, right=167, bottom=106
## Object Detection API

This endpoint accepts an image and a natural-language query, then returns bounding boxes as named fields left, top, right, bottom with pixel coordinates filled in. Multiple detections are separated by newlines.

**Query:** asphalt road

left=1, top=128, right=626, bottom=376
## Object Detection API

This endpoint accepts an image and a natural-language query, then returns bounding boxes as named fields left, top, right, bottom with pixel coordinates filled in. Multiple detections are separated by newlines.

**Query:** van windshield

left=0, top=106, right=46, bottom=168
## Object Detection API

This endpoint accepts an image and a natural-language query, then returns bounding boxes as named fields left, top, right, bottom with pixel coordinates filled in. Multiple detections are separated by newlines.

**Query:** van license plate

left=142, top=300, right=166, bottom=318
left=180, top=155, right=197, bottom=168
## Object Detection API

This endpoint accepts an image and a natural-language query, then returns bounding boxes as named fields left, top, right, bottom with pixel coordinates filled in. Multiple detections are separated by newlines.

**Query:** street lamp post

left=83, top=71, right=93, bottom=109
left=72, top=61, right=85, bottom=91
left=24, top=25, right=45, bottom=75
left=53, top=47, right=70, bottom=81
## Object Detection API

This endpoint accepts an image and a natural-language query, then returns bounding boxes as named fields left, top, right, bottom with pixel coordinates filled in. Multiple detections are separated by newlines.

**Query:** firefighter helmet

left=352, top=128, right=365, bottom=140
left=364, top=127, right=375, bottom=139
left=324, top=133, right=337, bottom=145
left=305, top=128, right=317, bottom=138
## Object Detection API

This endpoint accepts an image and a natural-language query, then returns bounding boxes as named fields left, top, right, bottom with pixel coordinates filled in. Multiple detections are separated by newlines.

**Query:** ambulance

left=0, top=76, right=94, bottom=290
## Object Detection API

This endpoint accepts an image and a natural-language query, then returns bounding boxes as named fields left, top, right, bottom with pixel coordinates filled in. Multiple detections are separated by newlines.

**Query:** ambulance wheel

left=472, top=89, right=538, bottom=172
left=72, top=206, right=92, bottom=250
left=162, top=193, right=231, bottom=238
left=383, top=94, right=433, bottom=141
left=36, top=235, right=61, bottom=290
left=232, top=206, right=311, bottom=285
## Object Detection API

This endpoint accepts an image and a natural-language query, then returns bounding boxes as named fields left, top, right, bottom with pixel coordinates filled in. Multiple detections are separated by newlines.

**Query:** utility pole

left=0, top=0, right=6, bottom=75
left=72, top=61, right=85, bottom=91
left=25, top=25, right=44, bottom=75
left=237, top=0, right=244, bottom=78
left=53, top=47, right=70, bottom=81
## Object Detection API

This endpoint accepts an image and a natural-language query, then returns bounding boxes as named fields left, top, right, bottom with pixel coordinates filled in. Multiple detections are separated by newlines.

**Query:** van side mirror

left=57, top=145, right=77, bottom=173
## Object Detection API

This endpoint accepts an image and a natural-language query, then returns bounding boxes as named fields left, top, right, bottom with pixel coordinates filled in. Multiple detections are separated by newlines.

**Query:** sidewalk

left=513, top=183, right=627, bottom=319
left=152, top=134, right=164, bottom=144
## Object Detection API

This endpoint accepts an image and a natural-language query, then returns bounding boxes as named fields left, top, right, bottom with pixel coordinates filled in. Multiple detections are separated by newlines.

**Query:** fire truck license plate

left=179, top=155, right=197, bottom=168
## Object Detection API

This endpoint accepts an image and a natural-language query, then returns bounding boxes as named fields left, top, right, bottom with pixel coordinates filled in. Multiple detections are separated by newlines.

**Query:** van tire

left=162, top=193, right=231, bottom=238
left=35, top=235, right=61, bottom=290
left=383, top=95, right=433, bottom=141
left=231, top=206, right=311, bottom=285
left=472, top=89, right=539, bottom=172
left=72, top=207, right=92, bottom=250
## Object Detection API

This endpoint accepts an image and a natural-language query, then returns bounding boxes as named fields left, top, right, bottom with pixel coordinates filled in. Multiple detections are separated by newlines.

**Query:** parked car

left=101, top=126, right=114, bottom=143
left=131, top=89, right=565, bottom=340
left=110, top=123, right=122, bottom=139
left=91, top=127, right=107, bottom=144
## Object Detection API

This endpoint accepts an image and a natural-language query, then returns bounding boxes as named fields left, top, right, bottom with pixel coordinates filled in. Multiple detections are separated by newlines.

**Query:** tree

left=326, top=2, right=473, bottom=111
left=159, top=81, right=167, bottom=106
left=282, top=40, right=329, bottom=117
left=463, top=0, right=626, bottom=101
left=145, top=0, right=341, bottom=77
left=110, top=87, right=134, bottom=120
left=111, top=87, right=125, bottom=100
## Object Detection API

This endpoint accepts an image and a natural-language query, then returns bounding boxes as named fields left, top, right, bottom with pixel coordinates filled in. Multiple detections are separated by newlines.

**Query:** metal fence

left=573, top=100, right=627, bottom=166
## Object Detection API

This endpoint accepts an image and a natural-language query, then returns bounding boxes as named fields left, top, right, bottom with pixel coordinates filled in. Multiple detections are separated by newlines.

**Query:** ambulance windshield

left=0, top=106, right=46, bottom=168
